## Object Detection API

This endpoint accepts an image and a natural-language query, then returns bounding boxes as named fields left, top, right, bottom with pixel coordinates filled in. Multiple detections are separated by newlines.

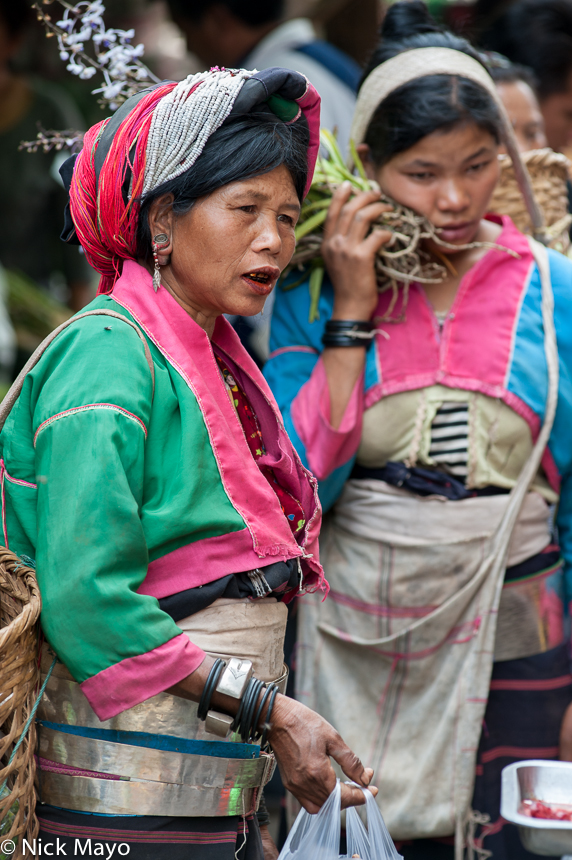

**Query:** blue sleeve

left=548, top=249, right=572, bottom=610
left=265, top=273, right=356, bottom=511
left=509, top=249, right=572, bottom=609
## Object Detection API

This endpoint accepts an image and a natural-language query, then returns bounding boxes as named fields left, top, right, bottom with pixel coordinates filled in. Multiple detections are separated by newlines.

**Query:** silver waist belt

left=36, top=664, right=287, bottom=816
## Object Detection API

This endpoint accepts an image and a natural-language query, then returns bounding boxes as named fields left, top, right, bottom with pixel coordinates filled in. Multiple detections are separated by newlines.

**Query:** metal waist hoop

left=36, top=647, right=286, bottom=816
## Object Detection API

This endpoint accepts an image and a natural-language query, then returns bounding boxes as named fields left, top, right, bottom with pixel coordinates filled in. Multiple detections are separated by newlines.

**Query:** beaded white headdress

left=142, top=68, right=254, bottom=196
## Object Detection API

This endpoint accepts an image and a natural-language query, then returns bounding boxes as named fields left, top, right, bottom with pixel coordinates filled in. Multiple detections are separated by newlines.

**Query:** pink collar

left=111, top=261, right=323, bottom=580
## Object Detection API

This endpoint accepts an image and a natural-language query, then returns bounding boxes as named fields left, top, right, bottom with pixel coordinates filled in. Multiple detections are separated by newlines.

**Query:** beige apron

left=296, top=239, right=558, bottom=857
left=177, top=596, right=287, bottom=681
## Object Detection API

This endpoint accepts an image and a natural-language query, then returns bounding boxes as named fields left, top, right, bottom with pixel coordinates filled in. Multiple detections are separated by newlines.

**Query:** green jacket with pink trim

left=0, top=260, right=323, bottom=721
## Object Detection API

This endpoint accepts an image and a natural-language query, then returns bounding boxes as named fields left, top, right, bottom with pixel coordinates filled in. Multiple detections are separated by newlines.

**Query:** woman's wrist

left=322, top=319, right=375, bottom=349
left=255, top=690, right=285, bottom=734
left=331, top=298, right=377, bottom=321
left=171, top=658, right=284, bottom=744
left=168, top=655, right=241, bottom=717
left=265, top=693, right=295, bottom=744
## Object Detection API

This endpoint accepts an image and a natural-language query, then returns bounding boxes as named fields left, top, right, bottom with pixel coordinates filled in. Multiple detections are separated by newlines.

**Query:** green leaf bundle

left=284, top=130, right=514, bottom=323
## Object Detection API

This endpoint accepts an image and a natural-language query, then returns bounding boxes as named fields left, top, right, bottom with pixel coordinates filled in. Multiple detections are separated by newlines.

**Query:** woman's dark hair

left=360, top=1, right=502, bottom=167
left=137, top=112, right=308, bottom=258
left=488, top=60, right=539, bottom=94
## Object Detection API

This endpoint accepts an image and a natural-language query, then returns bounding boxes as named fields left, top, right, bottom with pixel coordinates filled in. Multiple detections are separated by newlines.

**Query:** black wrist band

left=244, top=680, right=264, bottom=741
left=234, top=677, right=264, bottom=742
left=233, top=682, right=248, bottom=732
left=236, top=680, right=256, bottom=737
left=322, top=319, right=375, bottom=349
left=197, top=658, right=225, bottom=721
left=322, top=333, right=374, bottom=348
left=228, top=677, right=280, bottom=744
left=252, top=683, right=276, bottom=740
left=260, top=686, right=280, bottom=749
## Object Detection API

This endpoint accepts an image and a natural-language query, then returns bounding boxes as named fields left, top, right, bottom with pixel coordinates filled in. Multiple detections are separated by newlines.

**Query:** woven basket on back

left=0, top=549, right=41, bottom=857
left=489, top=148, right=572, bottom=252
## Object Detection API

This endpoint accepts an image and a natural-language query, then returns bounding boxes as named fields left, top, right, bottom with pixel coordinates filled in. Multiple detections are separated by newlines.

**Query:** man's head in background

left=489, top=62, right=546, bottom=151
left=476, top=0, right=572, bottom=151
left=167, top=0, right=284, bottom=68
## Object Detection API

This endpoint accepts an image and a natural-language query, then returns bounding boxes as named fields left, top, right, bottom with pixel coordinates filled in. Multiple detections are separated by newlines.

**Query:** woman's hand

left=322, top=182, right=393, bottom=321
left=169, top=660, right=376, bottom=813
left=559, top=701, right=572, bottom=760
left=259, top=825, right=279, bottom=860
left=318, top=184, right=393, bottom=429
left=268, top=694, right=377, bottom=814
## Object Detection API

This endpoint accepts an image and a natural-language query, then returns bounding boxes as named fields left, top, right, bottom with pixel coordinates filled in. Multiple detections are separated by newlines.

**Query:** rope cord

left=0, top=656, right=57, bottom=797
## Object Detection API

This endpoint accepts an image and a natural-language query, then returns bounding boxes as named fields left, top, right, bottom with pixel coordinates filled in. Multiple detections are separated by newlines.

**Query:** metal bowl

left=501, top=760, right=572, bottom=855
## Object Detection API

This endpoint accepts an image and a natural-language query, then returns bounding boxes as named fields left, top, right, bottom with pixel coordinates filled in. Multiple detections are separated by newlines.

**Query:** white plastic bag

left=278, top=780, right=402, bottom=860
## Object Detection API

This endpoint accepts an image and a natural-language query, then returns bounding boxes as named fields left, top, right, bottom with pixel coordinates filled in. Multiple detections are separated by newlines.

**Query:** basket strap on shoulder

left=0, top=309, right=155, bottom=434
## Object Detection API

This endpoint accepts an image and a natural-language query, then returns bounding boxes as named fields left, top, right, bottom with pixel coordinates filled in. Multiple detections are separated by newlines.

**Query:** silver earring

left=152, top=233, right=169, bottom=292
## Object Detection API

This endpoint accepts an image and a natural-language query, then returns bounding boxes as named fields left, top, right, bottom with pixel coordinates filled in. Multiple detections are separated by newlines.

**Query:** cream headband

left=350, top=47, right=545, bottom=238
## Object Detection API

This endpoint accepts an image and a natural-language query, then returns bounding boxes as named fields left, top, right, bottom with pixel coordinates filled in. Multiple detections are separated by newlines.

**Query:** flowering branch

left=19, top=126, right=84, bottom=154
left=32, top=0, right=160, bottom=110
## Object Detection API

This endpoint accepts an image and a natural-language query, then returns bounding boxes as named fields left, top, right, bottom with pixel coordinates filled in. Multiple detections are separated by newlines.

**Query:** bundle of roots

left=285, top=130, right=516, bottom=323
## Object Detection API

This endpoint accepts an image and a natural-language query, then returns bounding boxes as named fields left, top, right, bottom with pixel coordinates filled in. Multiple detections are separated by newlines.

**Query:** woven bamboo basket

left=0, top=550, right=41, bottom=858
left=489, top=148, right=572, bottom=252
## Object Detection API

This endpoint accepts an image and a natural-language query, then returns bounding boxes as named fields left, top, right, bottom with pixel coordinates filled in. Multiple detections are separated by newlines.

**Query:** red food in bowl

left=521, top=799, right=572, bottom=821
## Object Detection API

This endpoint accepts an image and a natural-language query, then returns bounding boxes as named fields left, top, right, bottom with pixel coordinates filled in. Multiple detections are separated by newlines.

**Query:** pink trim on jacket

left=80, top=634, right=205, bottom=721
left=296, top=81, right=321, bottom=197
left=33, top=403, right=148, bottom=447
left=362, top=217, right=559, bottom=491
left=0, top=460, right=8, bottom=549
left=213, top=343, right=323, bottom=577
left=111, top=261, right=324, bottom=593
left=365, top=218, right=531, bottom=405
left=0, top=458, right=37, bottom=489
left=138, top=527, right=294, bottom=598
left=268, top=345, right=319, bottom=359
left=287, top=216, right=559, bottom=491
left=291, top=358, right=364, bottom=479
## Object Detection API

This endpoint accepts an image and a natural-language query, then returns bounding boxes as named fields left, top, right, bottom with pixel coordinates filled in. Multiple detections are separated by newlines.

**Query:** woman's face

left=496, top=80, right=546, bottom=152
left=148, top=163, right=300, bottom=329
left=359, top=121, right=501, bottom=252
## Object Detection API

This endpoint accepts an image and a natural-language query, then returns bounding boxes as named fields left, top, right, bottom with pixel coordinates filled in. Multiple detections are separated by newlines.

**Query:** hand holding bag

left=278, top=780, right=402, bottom=860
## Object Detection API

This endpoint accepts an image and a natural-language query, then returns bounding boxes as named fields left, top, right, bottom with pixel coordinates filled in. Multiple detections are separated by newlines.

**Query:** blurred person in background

left=167, top=0, right=359, bottom=157
left=475, top=0, right=572, bottom=153
left=0, top=0, right=93, bottom=312
left=489, top=61, right=547, bottom=152
left=486, top=52, right=572, bottom=236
